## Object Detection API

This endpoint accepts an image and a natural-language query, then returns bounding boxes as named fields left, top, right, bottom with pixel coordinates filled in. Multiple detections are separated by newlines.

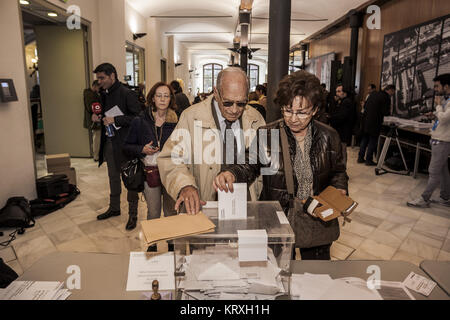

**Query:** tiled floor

left=1, top=148, right=449, bottom=276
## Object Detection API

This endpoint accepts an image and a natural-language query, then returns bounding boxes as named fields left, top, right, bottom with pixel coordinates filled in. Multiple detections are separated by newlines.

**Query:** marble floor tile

left=336, top=230, right=365, bottom=249
left=6, top=259, right=23, bottom=277
left=77, top=219, right=113, bottom=235
left=341, top=220, right=376, bottom=237
left=351, top=212, right=384, bottom=228
left=69, top=211, right=99, bottom=225
left=39, top=215, right=76, bottom=234
left=392, top=205, right=424, bottom=220
left=358, top=239, right=397, bottom=260
left=360, top=181, right=390, bottom=195
left=385, top=213, right=417, bottom=229
left=13, top=235, right=57, bottom=271
left=56, top=235, right=99, bottom=253
left=399, top=237, right=440, bottom=260
left=330, top=242, right=355, bottom=260
left=0, top=246, right=17, bottom=262
left=442, top=238, right=450, bottom=253
left=437, top=250, right=450, bottom=261
left=347, top=249, right=380, bottom=261
left=391, top=250, right=424, bottom=267
left=362, top=207, right=391, bottom=220
left=378, top=220, right=412, bottom=240
left=407, top=231, right=444, bottom=250
left=367, top=229, right=403, bottom=249
left=7, top=227, right=47, bottom=246
left=412, top=220, right=447, bottom=242
left=418, top=213, right=450, bottom=228
left=47, top=226, right=85, bottom=246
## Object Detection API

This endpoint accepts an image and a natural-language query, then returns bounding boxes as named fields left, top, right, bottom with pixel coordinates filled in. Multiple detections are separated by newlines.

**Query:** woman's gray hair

left=216, top=67, right=250, bottom=94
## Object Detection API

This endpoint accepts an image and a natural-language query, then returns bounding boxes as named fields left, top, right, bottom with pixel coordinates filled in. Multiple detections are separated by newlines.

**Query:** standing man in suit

left=92, top=63, right=141, bottom=230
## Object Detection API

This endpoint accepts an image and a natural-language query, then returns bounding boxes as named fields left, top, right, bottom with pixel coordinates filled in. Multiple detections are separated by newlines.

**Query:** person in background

left=214, top=70, right=348, bottom=260
left=137, top=83, right=147, bottom=109
left=361, top=84, right=377, bottom=113
left=123, top=82, right=178, bottom=233
left=407, top=74, right=450, bottom=208
left=83, top=80, right=102, bottom=161
left=315, top=83, right=331, bottom=124
left=248, top=91, right=266, bottom=119
left=329, top=85, right=355, bottom=147
left=93, top=63, right=141, bottom=229
left=170, top=80, right=190, bottom=118
left=256, top=84, right=267, bottom=110
left=157, top=67, right=266, bottom=215
left=358, top=85, right=395, bottom=166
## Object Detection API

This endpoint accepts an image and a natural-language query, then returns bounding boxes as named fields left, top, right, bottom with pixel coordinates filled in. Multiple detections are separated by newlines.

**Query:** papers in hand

left=218, top=183, right=247, bottom=220
left=104, top=105, right=124, bottom=130
left=238, top=230, right=268, bottom=262
left=126, top=252, right=175, bottom=291
left=140, top=211, right=215, bottom=245
left=0, top=281, right=71, bottom=300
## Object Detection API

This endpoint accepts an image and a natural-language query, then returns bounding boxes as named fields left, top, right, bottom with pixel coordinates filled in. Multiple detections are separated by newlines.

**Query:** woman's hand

left=213, top=171, right=236, bottom=193
left=142, top=141, right=160, bottom=155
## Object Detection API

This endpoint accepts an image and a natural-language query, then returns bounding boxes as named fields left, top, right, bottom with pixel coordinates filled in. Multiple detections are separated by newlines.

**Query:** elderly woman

left=123, top=82, right=178, bottom=234
left=214, top=70, right=348, bottom=260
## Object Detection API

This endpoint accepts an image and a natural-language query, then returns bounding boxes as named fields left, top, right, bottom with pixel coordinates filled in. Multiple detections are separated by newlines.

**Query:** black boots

left=126, top=201, right=138, bottom=230
left=97, top=208, right=120, bottom=220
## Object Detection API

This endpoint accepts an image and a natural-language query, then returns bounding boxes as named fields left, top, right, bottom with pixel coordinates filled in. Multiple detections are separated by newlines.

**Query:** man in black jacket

left=358, top=85, right=395, bottom=166
left=329, top=85, right=355, bottom=146
left=170, top=80, right=190, bottom=118
left=92, top=63, right=141, bottom=229
left=83, top=80, right=101, bottom=161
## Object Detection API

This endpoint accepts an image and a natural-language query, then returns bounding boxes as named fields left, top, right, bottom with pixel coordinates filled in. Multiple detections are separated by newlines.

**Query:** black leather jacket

left=224, top=119, right=349, bottom=214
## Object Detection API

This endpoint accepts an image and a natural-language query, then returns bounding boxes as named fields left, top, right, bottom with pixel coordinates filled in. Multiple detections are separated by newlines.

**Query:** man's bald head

left=216, top=67, right=249, bottom=95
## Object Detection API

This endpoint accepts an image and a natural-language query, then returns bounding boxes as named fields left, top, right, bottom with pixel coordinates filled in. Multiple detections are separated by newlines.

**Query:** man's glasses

left=282, top=107, right=314, bottom=119
left=218, top=91, right=247, bottom=108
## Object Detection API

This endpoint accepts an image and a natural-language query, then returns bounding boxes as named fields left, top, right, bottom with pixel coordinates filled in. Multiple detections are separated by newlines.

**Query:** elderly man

left=157, top=67, right=266, bottom=214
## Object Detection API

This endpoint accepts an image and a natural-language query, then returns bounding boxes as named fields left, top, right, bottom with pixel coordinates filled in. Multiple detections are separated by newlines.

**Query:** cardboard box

left=52, top=167, right=77, bottom=186
left=45, top=153, right=71, bottom=171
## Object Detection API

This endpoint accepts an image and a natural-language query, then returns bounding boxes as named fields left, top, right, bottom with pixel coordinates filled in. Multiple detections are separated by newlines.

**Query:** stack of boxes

left=45, top=153, right=77, bottom=186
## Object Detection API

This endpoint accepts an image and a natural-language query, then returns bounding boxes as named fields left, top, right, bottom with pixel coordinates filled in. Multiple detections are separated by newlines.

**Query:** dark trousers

left=293, top=244, right=332, bottom=260
left=104, top=139, right=138, bottom=214
left=359, top=134, right=378, bottom=162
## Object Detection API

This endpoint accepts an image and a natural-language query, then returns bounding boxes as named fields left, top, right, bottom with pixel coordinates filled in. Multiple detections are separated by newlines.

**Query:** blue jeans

left=422, top=141, right=450, bottom=201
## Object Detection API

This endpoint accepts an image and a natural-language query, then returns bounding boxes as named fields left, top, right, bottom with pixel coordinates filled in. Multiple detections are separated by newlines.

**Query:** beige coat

left=158, top=95, right=266, bottom=202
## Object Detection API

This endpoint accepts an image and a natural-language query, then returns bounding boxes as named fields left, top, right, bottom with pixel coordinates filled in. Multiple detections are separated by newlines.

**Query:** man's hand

left=175, top=186, right=206, bottom=215
left=142, top=141, right=160, bottom=155
left=213, top=171, right=236, bottom=193
left=92, top=114, right=101, bottom=123
left=103, top=116, right=115, bottom=126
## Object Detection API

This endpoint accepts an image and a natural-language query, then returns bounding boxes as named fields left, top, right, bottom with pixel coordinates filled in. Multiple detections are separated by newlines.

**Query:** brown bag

left=144, top=166, right=161, bottom=188
left=280, top=124, right=340, bottom=249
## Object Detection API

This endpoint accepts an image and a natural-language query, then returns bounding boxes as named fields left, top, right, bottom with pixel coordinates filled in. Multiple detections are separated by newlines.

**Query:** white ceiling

left=127, top=0, right=369, bottom=60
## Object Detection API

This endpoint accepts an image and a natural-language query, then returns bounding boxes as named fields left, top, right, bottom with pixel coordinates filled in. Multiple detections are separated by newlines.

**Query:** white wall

left=0, top=0, right=36, bottom=206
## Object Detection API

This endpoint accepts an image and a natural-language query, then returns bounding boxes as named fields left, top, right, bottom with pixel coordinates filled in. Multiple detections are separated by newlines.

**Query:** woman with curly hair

left=214, top=70, right=349, bottom=260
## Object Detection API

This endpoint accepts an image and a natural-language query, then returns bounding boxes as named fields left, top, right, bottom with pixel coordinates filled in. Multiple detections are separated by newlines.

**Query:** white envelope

left=218, top=183, right=247, bottom=220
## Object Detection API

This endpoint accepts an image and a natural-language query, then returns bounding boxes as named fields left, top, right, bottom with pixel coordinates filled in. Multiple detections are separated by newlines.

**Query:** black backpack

left=0, top=197, right=35, bottom=230
left=121, top=158, right=145, bottom=192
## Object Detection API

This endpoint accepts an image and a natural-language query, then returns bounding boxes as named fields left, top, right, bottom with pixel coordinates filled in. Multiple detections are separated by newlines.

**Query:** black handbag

left=280, top=124, right=339, bottom=249
left=0, top=197, right=35, bottom=230
left=121, top=158, right=145, bottom=192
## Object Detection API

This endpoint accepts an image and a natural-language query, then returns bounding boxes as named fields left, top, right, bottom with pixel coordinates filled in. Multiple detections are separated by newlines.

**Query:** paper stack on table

left=290, top=274, right=415, bottom=300
left=177, top=246, right=285, bottom=300
left=140, top=212, right=215, bottom=245
left=0, top=281, right=71, bottom=300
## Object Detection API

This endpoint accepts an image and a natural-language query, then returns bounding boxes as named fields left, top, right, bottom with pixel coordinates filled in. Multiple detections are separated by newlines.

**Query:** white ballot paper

left=104, top=105, right=124, bottom=130
left=0, top=281, right=68, bottom=300
left=126, top=252, right=175, bottom=291
left=238, top=229, right=268, bottom=262
left=403, top=272, right=436, bottom=297
left=218, top=183, right=247, bottom=220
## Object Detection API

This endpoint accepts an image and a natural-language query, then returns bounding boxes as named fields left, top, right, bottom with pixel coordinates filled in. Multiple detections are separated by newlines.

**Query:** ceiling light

left=48, top=12, right=58, bottom=17
left=20, top=0, right=30, bottom=5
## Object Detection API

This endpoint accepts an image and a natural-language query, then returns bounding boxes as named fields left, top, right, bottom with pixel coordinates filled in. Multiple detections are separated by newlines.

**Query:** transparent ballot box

left=174, top=201, right=295, bottom=300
